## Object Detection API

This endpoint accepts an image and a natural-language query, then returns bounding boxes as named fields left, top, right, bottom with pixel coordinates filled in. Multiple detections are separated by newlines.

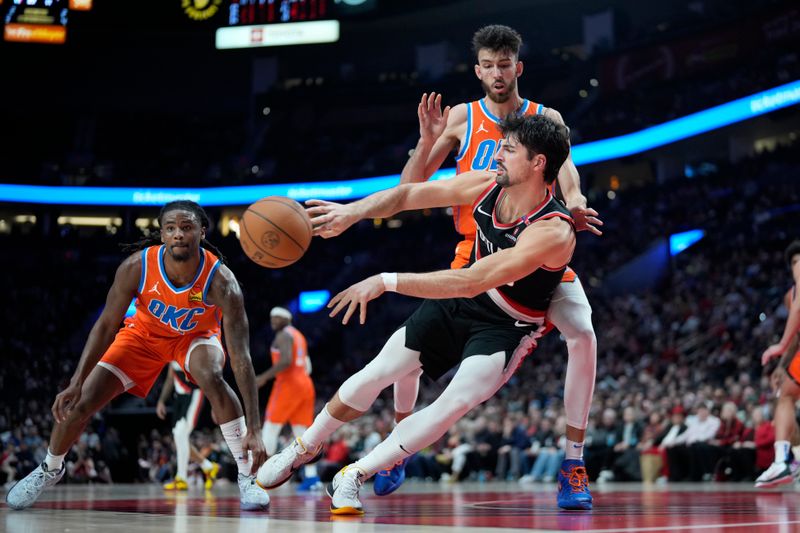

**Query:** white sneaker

left=755, top=461, right=798, bottom=489
left=238, top=473, right=270, bottom=510
left=256, top=438, right=322, bottom=489
left=326, top=465, right=366, bottom=515
left=5, top=462, right=65, bottom=510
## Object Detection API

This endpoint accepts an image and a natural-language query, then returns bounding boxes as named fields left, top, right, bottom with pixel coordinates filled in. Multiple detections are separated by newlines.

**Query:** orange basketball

left=239, top=196, right=312, bottom=268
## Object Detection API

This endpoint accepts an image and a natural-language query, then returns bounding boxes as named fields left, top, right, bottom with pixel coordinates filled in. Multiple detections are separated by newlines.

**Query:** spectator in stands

left=667, top=404, right=721, bottom=481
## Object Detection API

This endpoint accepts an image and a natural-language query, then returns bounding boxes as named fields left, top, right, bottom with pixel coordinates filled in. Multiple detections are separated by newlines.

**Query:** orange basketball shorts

left=786, top=350, right=800, bottom=387
left=98, top=326, right=222, bottom=398
left=265, top=377, right=315, bottom=426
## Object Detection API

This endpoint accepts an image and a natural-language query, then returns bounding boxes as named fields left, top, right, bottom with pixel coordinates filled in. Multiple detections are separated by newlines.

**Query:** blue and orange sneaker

left=556, top=459, right=592, bottom=510
left=373, top=455, right=414, bottom=496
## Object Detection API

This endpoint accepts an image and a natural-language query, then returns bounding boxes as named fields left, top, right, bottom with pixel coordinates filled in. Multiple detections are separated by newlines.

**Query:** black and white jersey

left=170, top=360, right=198, bottom=395
left=469, top=182, right=574, bottom=322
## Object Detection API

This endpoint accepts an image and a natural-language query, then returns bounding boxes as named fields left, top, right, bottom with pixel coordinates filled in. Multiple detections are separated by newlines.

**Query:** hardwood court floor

left=4, top=480, right=800, bottom=532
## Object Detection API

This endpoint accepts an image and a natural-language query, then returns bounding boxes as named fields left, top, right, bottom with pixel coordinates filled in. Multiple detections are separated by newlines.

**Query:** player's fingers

left=304, top=199, right=331, bottom=207
left=327, top=290, right=344, bottom=309
left=309, top=213, right=332, bottom=227
left=330, top=293, right=351, bottom=318
left=51, top=397, right=61, bottom=423
left=434, top=93, right=442, bottom=112
left=587, top=226, right=603, bottom=236
left=587, top=216, right=604, bottom=226
left=442, top=105, right=451, bottom=122
left=360, top=300, right=368, bottom=325
left=306, top=205, right=331, bottom=217
left=342, top=299, right=358, bottom=325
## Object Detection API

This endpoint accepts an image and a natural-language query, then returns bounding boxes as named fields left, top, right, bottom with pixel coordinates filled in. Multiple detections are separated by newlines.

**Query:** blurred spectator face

left=602, top=408, right=617, bottom=427
left=721, top=401, right=737, bottom=421
left=649, top=412, right=662, bottom=426
left=623, top=407, right=636, bottom=423
left=751, top=407, right=764, bottom=425
left=697, top=405, right=710, bottom=421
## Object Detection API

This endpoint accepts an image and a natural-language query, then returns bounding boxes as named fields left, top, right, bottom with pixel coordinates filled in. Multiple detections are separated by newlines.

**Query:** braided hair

left=120, top=200, right=228, bottom=264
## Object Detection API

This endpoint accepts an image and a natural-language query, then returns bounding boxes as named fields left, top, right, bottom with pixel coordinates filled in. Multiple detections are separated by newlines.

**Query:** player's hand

left=306, top=199, right=358, bottom=238
left=255, top=373, right=269, bottom=388
left=418, top=92, right=450, bottom=144
left=243, top=431, right=267, bottom=474
left=327, top=275, right=385, bottom=325
left=570, top=205, right=603, bottom=235
left=762, top=343, right=784, bottom=366
left=52, top=381, right=82, bottom=424
left=156, top=400, right=167, bottom=420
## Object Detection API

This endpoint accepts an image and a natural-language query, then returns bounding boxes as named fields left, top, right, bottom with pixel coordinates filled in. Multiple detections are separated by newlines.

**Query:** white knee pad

left=338, top=328, right=422, bottom=412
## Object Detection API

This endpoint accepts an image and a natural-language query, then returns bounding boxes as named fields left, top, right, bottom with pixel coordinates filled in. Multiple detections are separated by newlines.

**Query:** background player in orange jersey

left=757, top=241, right=800, bottom=487
left=374, top=25, right=602, bottom=498
left=6, top=201, right=269, bottom=511
left=156, top=361, right=221, bottom=491
left=257, top=306, right=320, bottom=491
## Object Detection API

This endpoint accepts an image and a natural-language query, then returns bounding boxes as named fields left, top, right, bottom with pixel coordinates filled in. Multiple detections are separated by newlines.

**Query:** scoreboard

left=217, top=0, right=376, bottom=49
left=3, top=0, right=91, bottom=45
left=227, top=0, right=332, bottom=26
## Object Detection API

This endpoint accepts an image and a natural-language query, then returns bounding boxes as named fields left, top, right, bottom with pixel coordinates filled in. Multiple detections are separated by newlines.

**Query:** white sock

left=354, top=431, right=411, bottom=478
left=775, top=440, right=791, bottom=463
left=201, top=458, right=214, bottom=471
left=566, top=439, right=584, bottom=460
left=220, top=416, right=252, bottom=475
left=173, top=419, right=191, bottom=480
left=44, top=449, right=65, bottom=471
left=301, top=404, right=345, bottom=450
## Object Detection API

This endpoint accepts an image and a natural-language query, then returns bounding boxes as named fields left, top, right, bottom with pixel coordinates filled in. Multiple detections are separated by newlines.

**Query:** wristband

left=380, top=272, right=398, bottom=292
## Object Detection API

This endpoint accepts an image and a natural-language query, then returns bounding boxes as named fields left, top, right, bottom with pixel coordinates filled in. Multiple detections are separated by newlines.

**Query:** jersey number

left=471, top=139, right=501, bottom=171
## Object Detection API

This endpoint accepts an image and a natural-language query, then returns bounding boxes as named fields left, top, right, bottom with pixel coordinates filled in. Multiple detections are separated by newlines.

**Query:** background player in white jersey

left=156, top=361, right=220, bottom=491
left=259, top=114, right=591, bottom=513
left=377, top=24, right=602, bottom=497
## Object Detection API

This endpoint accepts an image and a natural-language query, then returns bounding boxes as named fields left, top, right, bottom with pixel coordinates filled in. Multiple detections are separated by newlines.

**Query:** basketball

left=239, top=196, right=312, bottom=268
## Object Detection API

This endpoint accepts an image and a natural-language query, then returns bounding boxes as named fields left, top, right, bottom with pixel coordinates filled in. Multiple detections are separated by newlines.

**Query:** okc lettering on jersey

left=147, top=299, right=206, bottom=333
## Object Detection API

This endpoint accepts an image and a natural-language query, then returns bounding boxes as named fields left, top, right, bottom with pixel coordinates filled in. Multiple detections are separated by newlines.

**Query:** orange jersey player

left=6, top=201, right=269, bottom=512
left=758, top=241, right=800, bottom=488
left=257, top=307, right=320, bottom=491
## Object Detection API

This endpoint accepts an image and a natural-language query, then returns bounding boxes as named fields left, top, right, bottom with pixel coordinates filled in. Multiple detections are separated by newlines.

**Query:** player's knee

left=195, top=368, right=224, bottom=390
left=780, top=376, right=800, bottom=399
left=566, top=323, right=596, bottom=354
left=70, top=397, right=98, bottom=424
left=444, top=394, right=479, bottom=417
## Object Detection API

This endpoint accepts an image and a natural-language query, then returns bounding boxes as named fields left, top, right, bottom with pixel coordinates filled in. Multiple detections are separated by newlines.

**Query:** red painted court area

left=11, top=484, right=800, bottom=532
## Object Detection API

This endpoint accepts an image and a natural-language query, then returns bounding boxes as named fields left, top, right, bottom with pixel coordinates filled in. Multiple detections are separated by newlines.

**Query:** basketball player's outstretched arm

left=399, top=93, right=466, bottom=184
left=328, top=218, right=575, bottom=324
left=207, top=265, right=266, bottom=468
left=542, top=106, right=603, bottom=236
left=307, top=169, right=493, bottom=238
left=52, top=254, right=140, bottom=423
